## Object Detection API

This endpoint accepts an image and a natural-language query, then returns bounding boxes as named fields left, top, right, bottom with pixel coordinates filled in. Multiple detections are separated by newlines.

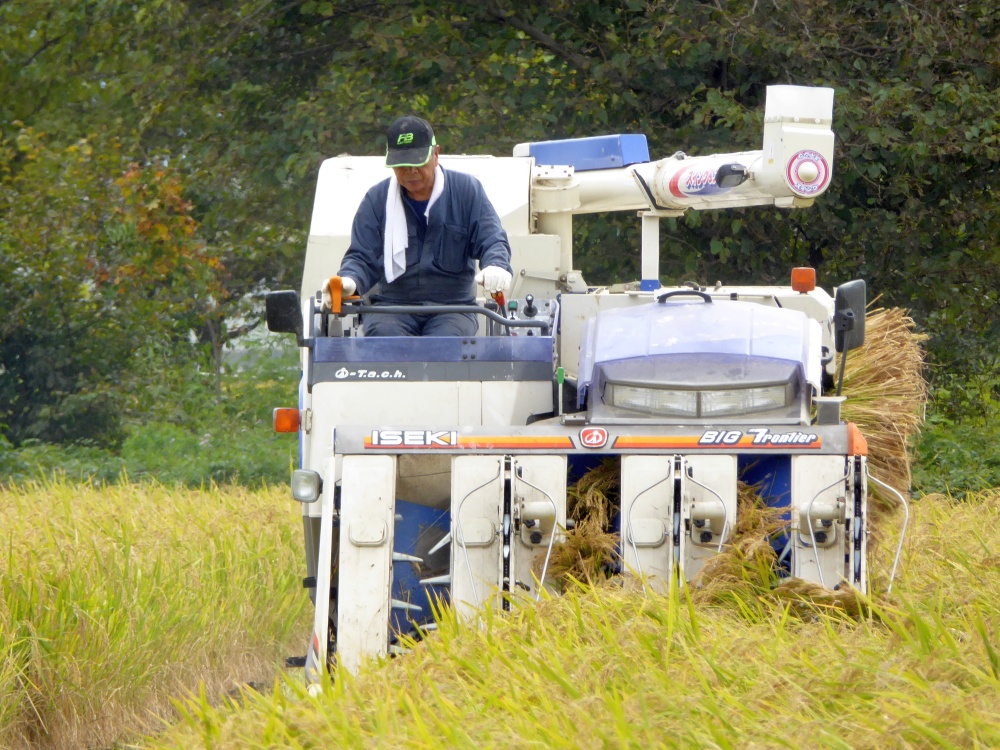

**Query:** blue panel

left=315, top=336, right=458, bottom=363
left=456, top=336, right=552, bottom=362
left=315, top=335, right=553, bottom=363
left=740, top=455, right=791, bottom=511
left=740, top=455, right=793, bottom=573
left=528, top=135, right=650, bottom=171
left=389, top=500, right=451, bottom=637
left=567, top=454, right=609, bottom=485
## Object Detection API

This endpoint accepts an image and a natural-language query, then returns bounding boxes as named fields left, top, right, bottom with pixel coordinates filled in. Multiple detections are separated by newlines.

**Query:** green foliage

left=0, top=127, right=223, bottom=446
left=0, top=436, right=126, bottom=486
left=0, top=339, right=300, bottom=488
left=137, top=427, right=292, bottom=487
left=912, top=374, right=1000, bottom=497
left=2, top=0, right=1000, bottom=450
left=121, top=411, right=296, bottom=488
left=913, top=419, right=1000, bottom=498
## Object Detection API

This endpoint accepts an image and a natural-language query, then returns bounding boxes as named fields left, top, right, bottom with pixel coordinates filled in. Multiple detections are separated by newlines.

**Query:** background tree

left=2, top=0, right=999, bottom=447
left=0, top=128, right=221, bottom=445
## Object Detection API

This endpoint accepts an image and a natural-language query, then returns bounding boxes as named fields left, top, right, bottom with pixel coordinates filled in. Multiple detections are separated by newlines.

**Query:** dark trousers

left=362, top=310, right=478, bottom=337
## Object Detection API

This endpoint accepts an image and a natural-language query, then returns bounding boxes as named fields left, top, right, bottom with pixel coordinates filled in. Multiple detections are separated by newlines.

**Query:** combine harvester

left=265, top=85, right=907, bottom=681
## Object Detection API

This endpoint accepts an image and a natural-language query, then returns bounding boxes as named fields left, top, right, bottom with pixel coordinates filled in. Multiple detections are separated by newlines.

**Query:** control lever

left=491, top=290, right=508, bottom=319
left=325, top=275, right=361, bottom=315
left=522, top=294, right=538, bottom=318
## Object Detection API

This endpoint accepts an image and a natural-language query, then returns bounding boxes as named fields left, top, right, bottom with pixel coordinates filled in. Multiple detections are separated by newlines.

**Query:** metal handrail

left=803, top=472, right=850, bottom=589
left=454, top=460, right=503, bottom=609
left=866, top=472, right=910, bottom=594
left=512, top=468, right=560, bottom=601
left=340, top=302, right=551, bottom=334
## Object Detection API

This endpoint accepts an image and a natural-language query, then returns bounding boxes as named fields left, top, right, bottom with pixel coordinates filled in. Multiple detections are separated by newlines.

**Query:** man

left=336, top=115, right=513, bottom=336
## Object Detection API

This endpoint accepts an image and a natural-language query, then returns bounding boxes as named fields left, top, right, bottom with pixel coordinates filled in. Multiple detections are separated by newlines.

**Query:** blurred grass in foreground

left=2, top=483, right=997, bottom=749
left=0, top=480, right=310, bottom=750
left=152, top=491, right=1000, bottom=750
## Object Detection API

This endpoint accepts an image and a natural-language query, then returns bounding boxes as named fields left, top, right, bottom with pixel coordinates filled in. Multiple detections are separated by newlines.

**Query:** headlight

left=291, top=470, right=322, bottom=503
left=608, top=384, right=698, bottom=417
left=594, top=354, right=801, bottom=420
left=700, top=385, right=790, bottom=416
left=605, top=382, right=791, bottom=418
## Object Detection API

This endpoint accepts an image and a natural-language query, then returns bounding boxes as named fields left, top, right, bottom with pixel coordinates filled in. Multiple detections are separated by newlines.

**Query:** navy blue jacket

left=338, top=169, right=513, bottom=305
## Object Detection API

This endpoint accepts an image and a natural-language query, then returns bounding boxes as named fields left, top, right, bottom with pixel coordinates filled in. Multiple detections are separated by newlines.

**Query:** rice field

left=152, top=490, right=1000, bottom=750
left=0, top=479, right=311, bottom=749
left=2, top=479, right=998, bottom=749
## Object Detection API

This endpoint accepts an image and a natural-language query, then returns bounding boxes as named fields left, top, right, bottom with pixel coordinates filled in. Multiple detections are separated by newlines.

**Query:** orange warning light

left=273, top=408, right=301, bottom=433
left=791, top=267, right=816, bottom=293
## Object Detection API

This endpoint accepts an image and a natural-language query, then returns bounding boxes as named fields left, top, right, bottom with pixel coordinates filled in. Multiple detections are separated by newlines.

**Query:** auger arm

left=515, top=85, right=835, bottom=290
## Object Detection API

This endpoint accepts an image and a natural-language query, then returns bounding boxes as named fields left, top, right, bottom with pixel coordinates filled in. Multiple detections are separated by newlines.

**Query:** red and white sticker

left=786, top=150, right=830, bottom=196
left=579, top=427, right=609, bottom=449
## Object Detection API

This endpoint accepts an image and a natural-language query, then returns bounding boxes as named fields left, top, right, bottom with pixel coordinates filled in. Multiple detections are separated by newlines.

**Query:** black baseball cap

left=385, top=115, right=437, bottom=167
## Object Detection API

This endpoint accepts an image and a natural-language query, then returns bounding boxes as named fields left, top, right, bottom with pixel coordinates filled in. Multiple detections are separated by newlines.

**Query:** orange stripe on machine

left=456, top=436, right=574, bottom=450
left=614, top=428, right=822, bottom=450
left=365, top=430, right=573, bottom=450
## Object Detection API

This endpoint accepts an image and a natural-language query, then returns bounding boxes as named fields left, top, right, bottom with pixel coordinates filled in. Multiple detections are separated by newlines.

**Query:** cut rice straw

left=839, top=305, right=928, bottom=512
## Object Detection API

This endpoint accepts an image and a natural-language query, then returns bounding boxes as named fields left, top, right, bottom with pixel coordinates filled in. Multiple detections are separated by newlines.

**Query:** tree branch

left=479, top=1, right=685, bottom=113
left=484, top=1, right=593, bottom=73
left=21, top=31, right=70, bottom=69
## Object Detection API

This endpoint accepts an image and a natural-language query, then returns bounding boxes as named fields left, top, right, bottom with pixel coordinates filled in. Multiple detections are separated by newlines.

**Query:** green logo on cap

left=396, top=133, right=414, bottom=145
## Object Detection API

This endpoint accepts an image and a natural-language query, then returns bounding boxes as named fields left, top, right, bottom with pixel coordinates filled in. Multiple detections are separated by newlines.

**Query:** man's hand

left=322, top=276, right=357, bottom=309
left=476, top=266, right=512, bottom=294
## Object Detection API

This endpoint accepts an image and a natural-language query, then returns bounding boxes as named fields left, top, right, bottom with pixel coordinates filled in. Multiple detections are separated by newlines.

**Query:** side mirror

left=266, top=290, right=303, bottom=337
left=834, top=280, right=866, bottom=353
left=715, top=163, right=750, bottom=189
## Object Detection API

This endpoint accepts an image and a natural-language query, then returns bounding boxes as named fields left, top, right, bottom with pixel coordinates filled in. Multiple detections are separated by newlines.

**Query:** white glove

left=322, top=276, right=357, bottom=309
left=476, top=266, right=512, bottom=294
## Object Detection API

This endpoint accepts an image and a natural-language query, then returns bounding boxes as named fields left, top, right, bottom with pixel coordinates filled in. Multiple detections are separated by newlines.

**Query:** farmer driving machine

left=266, top=86, right=907, bottom=681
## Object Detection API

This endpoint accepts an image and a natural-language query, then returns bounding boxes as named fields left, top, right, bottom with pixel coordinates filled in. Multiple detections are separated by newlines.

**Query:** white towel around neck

left=384, top=166, right=445, bottom=283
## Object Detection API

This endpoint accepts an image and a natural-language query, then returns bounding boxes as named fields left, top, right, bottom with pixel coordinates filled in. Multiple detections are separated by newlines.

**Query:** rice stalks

left=566, top=458, right=619, bottom=531
left=689, top=482, right=785, bottom=604
left=769, top=578, right=870, bottom=620
left=545, top=459, right=620, bottom=587
left=840, top=306, right=929, bottom=511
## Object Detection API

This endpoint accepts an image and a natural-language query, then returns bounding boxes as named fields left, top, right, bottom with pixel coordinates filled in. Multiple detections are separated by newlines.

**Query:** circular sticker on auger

left=579, top=427, right=609, bottom=448
left=786, top=150, right=830, bottom=196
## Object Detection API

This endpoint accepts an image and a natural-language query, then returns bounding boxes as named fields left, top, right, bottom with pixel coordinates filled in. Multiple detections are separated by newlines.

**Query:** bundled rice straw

left=770, top=577, right=869, bottom=619
left=839, top=306, right=929, bottom=512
